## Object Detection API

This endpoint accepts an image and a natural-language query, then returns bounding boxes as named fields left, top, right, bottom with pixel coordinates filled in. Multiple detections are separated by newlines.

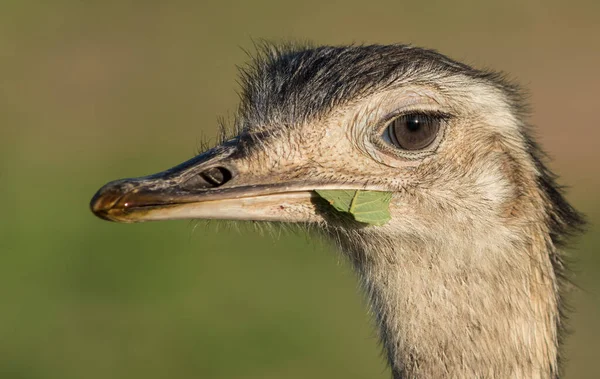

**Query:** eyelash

left=378, top=110, right=452, bottom=131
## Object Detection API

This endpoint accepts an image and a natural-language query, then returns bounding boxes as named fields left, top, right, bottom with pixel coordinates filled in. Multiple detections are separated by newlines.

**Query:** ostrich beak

left=90, top=141, right=325, bottom=223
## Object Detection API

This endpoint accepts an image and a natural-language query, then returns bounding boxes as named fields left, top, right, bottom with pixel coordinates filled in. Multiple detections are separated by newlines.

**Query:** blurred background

left=1, top=0, right=598, bottom=378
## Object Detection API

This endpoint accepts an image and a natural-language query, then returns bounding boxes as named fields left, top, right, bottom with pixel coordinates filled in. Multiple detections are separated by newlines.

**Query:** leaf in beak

left=315, top=190, right=393, bottom=225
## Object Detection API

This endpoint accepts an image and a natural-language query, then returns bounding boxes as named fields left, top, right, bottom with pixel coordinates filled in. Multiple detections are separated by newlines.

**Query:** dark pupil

left=406, top=117, right=421, bottom=132
left=389, top=113, right=440, bottom=150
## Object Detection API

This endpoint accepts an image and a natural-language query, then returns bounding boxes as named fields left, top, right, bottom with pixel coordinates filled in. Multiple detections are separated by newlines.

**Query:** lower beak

left=90, top=143, right=324, bottom=223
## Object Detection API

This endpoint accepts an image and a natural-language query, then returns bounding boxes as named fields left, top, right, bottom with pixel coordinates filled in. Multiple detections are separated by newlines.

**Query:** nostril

left=200, top=167, right=231, bottom=187
left=182, top=166, right=233, bottom=190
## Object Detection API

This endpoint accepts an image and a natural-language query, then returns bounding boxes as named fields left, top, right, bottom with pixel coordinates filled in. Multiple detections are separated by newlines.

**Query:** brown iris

left=387, top=113, right=441, bottom=151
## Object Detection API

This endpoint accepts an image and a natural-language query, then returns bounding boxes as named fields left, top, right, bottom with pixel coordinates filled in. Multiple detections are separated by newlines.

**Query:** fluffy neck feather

left=339, top=224, right=560, bottom=379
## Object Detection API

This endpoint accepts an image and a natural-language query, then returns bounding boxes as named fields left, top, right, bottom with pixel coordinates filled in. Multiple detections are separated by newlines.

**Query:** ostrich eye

left=386, top=113, right=442, bottom=151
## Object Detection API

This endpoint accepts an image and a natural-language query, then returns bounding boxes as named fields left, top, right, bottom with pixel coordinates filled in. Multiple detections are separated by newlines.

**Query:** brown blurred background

left=1, top=1, right=599, bottom=378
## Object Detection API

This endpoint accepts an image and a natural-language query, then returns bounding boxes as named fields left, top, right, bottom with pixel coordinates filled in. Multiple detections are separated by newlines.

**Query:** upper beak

left=90, top=140, right=324, bottom=223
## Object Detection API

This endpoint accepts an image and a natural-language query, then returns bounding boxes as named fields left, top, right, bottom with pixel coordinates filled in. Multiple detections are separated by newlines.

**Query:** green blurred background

left=1, top=1, right=599, bottom=378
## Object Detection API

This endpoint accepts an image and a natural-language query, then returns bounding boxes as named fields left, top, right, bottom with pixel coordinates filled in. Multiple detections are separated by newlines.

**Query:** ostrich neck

left=338, top=225, right=560, bottom=379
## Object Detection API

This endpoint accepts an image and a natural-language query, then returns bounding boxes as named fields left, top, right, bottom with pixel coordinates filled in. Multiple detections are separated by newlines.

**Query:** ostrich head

left=90, top=44, right=584, bottom=378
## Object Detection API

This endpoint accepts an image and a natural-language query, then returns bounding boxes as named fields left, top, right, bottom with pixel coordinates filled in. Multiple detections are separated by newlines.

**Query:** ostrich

left=90, top=44, right=584, bottom=378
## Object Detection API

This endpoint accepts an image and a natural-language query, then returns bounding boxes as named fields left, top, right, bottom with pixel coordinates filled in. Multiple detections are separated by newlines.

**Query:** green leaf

left=315, top=190, right=393, bottom=225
